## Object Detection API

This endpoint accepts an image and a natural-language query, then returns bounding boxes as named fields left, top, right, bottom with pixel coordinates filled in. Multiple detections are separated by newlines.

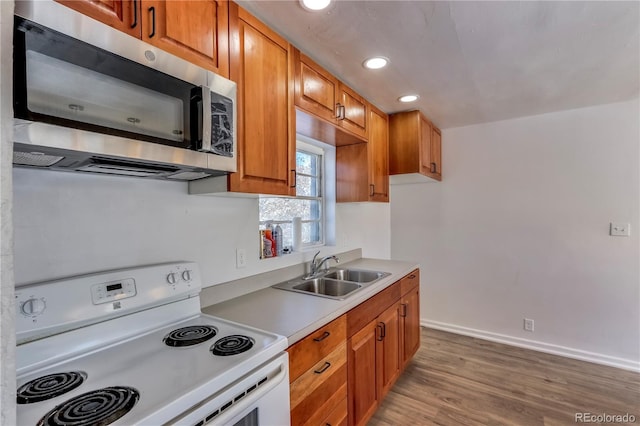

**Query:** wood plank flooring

left=370, top=328, right=640, bottom=426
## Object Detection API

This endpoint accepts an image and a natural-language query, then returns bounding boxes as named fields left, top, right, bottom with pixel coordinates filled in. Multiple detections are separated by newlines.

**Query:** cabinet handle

left=376, top=323, right=383, bottom=341
left=131, top=0, right=138, bottom=28
left=400, top=303, right=408, bottom=318
left=314, top=361, right=331, bottom=374
left=369, top=184, right=375, bottom=197
left=335, top=103, right=342, bottom=120
left=341, top=105, right=346, bottom=120
left=409, top=274, right=416, bottom=279
left=430, top=162, right=437, bottom=174
left=377, top=322, right=386, bottom=341
left=313, top=331, right=330, bottom=342
left=148, top=6, right=156, bottom=38
left=290, top=169, right=296, bottom=188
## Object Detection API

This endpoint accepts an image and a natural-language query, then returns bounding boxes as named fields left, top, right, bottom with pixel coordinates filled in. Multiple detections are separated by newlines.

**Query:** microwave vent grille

left=166, top=171, right=212, bottom=181
left=13, top=151, right=64, bottom=167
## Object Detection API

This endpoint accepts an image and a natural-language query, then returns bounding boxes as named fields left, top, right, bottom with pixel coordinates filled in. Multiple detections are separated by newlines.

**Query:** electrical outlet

left=523, top=318, right=534, bottom=332
left=610, top=222, right=631, bottom=237
left=236, top=248, right=246, bottom=268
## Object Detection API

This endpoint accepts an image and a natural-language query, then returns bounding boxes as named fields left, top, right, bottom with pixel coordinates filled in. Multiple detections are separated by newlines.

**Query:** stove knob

left=166, top=273, right=177, bottom=285
left=21, top=298, right=46, bottom=316
left=182, top=270, right=192, bottom=282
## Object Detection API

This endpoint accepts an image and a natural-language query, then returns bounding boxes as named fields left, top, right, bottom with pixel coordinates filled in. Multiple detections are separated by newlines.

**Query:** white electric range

left=15, top=262, right=290, bottom=426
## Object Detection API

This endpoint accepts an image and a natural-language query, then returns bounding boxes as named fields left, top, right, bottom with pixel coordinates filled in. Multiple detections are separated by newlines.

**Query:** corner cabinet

left=389, top=110, right=442, bottom=182
left=226, top=4, right=296, bottom=195
left=336, top=105, right=389, bottom=202
left=55, top=0, right=230, bottom=77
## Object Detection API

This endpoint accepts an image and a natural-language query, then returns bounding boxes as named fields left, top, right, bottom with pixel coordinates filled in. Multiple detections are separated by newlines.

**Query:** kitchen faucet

left=305, top=251, right=340, bottom=279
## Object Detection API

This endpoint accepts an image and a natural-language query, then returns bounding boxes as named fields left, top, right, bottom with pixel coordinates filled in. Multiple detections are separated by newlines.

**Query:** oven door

left=168, top=352, right=291, bottom=426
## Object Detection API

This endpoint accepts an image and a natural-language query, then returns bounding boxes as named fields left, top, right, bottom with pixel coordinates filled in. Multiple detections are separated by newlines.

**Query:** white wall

left=13, top=168, right=390, bottom=286
left=391, top=99, right=640, bottom=370
left=0, top=1, right=16, bottom=424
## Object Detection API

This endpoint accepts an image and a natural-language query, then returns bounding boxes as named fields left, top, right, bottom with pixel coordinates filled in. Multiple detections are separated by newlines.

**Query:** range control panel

left=15, top=262, right=201, bottom=344
left=91, top=278, right=137, bottom=305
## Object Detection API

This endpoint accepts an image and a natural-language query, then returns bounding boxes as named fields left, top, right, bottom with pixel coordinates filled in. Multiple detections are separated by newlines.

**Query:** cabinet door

left=141, top=0, right=229, bottom=77
left=431, top=126, right=442, bottom=180
left=348, top=319, right=379, bottom=426
left=338, top=84, right=367, bottom=139
left=55, top=0, right=140, bottom=37
left=368, top=105, right=389, bottom=202
left=401, top=285, right=420, bottom=367
left=227, top=5, right=295, bottom=195
left=419, top=114, right=433, bottom=176
left=376, top=301, right=401, bottom=400
left=294, top=49, right=340, bottom=123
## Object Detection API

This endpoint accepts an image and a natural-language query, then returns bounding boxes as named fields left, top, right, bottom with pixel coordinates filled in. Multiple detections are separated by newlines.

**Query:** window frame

left=258, top=140, right=326, bottom=249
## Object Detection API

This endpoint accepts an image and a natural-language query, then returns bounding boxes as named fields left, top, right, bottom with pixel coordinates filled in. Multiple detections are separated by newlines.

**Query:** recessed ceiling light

left=363, top=57, right=389, bottom=70
left=300, top=0, right=331, bottom=11
left=399, top=95, right=419, bottom=103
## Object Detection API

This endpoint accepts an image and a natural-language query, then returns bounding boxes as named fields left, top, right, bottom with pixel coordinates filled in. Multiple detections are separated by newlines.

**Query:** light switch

left=610, top=223, right=631, bottom=237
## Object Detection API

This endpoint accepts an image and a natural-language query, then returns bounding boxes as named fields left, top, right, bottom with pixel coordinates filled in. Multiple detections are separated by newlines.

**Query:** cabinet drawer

left=288, top=315, right=347, bottom=382
left=290, top=342, right=347, bottom=425
left=400, top=269, right=419, bottom=295
left=321, top=396, right=348, bottom=426
left=347, top=281, right=400, bottom=337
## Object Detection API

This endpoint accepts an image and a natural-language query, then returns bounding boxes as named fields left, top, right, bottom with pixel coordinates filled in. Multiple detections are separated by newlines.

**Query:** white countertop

left=202, top=258, right=419, bottom=346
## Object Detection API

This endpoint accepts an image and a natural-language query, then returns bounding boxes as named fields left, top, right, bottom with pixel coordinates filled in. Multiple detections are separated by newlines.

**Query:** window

left=259, top=143, right=324, bottom=250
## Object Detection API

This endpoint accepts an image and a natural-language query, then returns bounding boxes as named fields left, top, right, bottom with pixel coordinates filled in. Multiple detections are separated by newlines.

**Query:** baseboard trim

left=422, top=319, right=640, bottom=373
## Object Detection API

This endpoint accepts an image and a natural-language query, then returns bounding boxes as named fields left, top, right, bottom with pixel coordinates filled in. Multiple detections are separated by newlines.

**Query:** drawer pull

left=408, top=274, right=416, bottom=279
left=314, top=362, right=331, bottom=374
left=313, top=331, right=330, bottom=342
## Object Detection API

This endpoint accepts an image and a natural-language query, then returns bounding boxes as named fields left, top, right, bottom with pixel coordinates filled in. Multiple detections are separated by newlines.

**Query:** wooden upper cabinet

left=368, top=105, right=389, bottom=202
left=141, top=0, right=229, bottom=77
left=389, top=110, right=442, bottom=182
left=55, top=0, right=229, bottom=77
left=293, top=47, right=368, bottom=143
left=227, top=4, right=295, bottom=196
left=55, top=0, right=140, bottom=37
left=336, top=104, right=388, bottom=203
left=294, top=49, right=340, bottom=123
left=338, top=83, right=367, bottom=139
left=431, top=126, right=442, bottom=179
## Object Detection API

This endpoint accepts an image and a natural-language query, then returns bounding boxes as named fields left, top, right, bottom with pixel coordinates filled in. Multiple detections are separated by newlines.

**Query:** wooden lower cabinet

left=376, top=301, right=401, bottom=399
left=347, top=319, right=379, bottom=426
left=288, top=316, right=348, bottom=425
left=400, top=272, right=421, bottom=367
left=347, top=301, right=401, bottom=426
left=288, top=269, right=420, bottom=426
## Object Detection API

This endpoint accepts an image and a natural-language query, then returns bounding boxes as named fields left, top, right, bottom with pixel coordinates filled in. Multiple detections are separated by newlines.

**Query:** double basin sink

left=272, top=268, right=391, bottom=300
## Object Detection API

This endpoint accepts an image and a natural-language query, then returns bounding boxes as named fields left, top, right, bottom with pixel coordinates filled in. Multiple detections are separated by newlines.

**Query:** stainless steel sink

left=323, top=269, right=389, bottom=283
left=292, top=278, right=361, bottom=298
left=271, top=267, right=390, bottom=300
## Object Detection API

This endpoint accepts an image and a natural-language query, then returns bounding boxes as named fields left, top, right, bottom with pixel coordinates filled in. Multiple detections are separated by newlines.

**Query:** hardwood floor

left=369, top=328, right=640, bottom=426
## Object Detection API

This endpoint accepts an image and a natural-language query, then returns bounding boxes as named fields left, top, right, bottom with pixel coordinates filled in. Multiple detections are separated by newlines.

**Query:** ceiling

left=238, top=1, right=639, bottom=129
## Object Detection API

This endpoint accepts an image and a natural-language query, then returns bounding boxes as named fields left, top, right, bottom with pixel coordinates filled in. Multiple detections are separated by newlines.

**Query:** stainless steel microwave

left=12, top=1, right=236, bottom=180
